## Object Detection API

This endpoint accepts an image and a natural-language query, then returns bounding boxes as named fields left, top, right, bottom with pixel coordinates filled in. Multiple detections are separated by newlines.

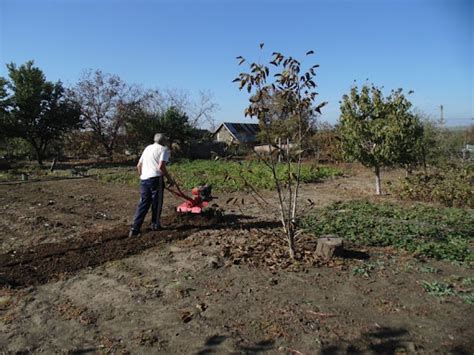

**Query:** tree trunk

left=421, top=146, right=427, bottom=174
left=105, top=146, right=114, bottom=161
left=287, top=228, right=296, bottom=259
left=375, top=166, right=381, bottom=195
left=50, top=157, right=57, bottom=172
left=35, top=149, right=43, bottom=166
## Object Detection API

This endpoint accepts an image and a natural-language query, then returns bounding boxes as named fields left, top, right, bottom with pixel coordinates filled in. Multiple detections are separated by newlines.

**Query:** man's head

left=154, top=133, right=167, bottom=145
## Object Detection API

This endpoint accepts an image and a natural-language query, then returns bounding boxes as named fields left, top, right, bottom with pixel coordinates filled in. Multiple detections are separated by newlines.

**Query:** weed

left=459, top=293, right=474, bottom=304
left=400, top=263, right=415, bottom=273
left=352, top=263, right=375, bottom=277
left=421, top=281, right=455, bottom=298
left=462, top=277, right=474, bottom=287
left=457, top=277, right=474, bottom=304
left=419, top=266, right=439, bottom=274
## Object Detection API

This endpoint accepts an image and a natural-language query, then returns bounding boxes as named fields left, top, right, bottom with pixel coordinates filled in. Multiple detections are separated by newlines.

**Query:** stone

left=0, top=295, right=11, bottom=309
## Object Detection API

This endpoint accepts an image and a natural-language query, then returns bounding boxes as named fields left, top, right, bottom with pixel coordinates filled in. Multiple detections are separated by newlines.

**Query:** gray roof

left=215, top=122, right=260, bottom=143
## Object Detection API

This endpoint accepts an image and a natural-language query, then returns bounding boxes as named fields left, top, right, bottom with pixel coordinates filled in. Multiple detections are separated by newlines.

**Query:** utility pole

left=440, top=105, right=445, bottom=125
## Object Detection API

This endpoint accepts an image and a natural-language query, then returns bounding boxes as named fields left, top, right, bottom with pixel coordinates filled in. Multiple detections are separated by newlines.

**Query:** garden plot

left=0, top=166, right=473, bottom=353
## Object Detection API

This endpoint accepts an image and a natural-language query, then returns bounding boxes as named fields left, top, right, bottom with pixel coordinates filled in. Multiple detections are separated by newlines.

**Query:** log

left=315, top=235, right=343, bottom=259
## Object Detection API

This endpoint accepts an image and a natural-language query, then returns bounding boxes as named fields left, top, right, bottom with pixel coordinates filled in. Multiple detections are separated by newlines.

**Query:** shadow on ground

left=195, top=335, right=274, bottom=354
left=321, top=326, right=472, bottom=354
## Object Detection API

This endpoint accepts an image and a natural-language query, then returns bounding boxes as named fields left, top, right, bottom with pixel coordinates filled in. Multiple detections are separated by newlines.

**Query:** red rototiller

left=166, top=183, right=214, bottom=214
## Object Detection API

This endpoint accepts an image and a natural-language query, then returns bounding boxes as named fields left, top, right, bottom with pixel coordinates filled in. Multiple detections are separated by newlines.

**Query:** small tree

left=339, top=84, right=422, bottom=194
left=0, top=77, right=9, bottom=142
left=125, top=105, right=197, bottom=155
left=125, top=108, right=161, bottom=155
left=0, top=61, right=81, bottom=165
left=70, top=70, right=149, bottom=159
left=234, top=45, right=326, bottom=258
left=252, top=89, right=316, bottom=146
left=158, top=106, right=194, bottom=147
left=310, top=122, right=343, bottom=163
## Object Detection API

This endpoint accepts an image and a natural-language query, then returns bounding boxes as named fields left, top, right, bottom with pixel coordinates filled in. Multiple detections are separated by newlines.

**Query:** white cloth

left=138, top=143, right=170, bottom=180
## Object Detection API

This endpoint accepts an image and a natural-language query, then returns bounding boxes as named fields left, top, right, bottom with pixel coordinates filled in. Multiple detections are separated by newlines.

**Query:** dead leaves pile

left=216, top=228, right=347, bottom=271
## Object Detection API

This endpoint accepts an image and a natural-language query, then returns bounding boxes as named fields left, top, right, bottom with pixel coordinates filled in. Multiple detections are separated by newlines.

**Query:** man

left=129, top=133, right=174, bottom=237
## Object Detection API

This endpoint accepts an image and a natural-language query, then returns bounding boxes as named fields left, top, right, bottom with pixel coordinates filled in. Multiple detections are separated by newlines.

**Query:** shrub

left=390, top=166, right=473, bottom=208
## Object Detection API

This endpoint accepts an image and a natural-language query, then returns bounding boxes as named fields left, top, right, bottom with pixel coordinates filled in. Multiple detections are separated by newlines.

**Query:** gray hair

left=153, top=133, right=167, bottom=145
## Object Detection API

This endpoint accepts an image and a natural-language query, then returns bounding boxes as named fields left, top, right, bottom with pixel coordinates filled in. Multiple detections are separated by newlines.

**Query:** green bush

left=300, top=200, right=474, bottom=262
left=0, top=137, right=33, bottom=159
left=390, top=166, right=473, bottom=208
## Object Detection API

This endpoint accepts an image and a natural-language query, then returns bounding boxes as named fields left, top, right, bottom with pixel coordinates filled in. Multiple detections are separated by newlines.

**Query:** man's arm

left=158, top=160, right=173, bottom=185
left=137, top=161, right=142, bottom=175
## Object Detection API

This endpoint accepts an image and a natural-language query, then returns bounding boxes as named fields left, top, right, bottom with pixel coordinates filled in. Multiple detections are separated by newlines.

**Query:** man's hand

left=159, top=160, right=174, bottom=188
left=166, top=178, right=175, bottom=188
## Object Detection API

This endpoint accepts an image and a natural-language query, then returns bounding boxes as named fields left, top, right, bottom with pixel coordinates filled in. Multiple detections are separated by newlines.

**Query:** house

left=213, top=122, right=260, bottom=145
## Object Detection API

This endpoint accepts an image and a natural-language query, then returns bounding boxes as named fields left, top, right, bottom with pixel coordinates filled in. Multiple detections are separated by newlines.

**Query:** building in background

left=212, top=122, right=260, bottom=145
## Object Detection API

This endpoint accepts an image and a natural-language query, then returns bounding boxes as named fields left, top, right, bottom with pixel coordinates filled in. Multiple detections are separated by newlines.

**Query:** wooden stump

left=315, top=235, right=344, bottom=259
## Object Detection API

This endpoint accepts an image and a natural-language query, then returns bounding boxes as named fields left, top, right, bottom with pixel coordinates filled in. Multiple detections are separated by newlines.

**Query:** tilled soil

left=0, top=214, right=222, bottom=288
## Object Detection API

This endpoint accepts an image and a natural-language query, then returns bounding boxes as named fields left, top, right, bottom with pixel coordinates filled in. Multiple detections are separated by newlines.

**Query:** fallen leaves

left=55, top=299, right=96, bottom=325
left=215, top=227, right=349, bottom=271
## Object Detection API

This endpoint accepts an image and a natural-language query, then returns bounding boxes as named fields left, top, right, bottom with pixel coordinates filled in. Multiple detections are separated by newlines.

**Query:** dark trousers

left=131, top=176, right=164, bottom=232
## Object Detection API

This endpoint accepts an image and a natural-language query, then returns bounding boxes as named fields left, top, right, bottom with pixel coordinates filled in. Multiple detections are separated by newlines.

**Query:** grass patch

left=300, top=200, right=474, bottom=262
left=0, top=168, right=71, bottom=181
left=96, top=160, right=343, bottom=191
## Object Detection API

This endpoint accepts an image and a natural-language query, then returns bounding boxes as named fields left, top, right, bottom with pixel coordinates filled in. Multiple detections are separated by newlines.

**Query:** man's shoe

left=128, top=229, right=140, bottom=237
left=150, top=224, right=162, bottom=231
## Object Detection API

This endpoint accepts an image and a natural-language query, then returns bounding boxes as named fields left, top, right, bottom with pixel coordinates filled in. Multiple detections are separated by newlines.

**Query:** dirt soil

left=0, top=167, right=473, bottom=354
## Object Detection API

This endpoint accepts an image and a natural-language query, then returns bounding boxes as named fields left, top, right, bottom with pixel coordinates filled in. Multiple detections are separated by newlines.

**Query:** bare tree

left=151, top=88, right=218, bottom=129
left=234, top=44, right=326, bottom=258
left=70, top=69, right=150, bottom=159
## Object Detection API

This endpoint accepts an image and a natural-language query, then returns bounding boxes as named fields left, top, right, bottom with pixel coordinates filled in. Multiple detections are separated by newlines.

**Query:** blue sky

left=0, top=0, right=472, bottom=127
